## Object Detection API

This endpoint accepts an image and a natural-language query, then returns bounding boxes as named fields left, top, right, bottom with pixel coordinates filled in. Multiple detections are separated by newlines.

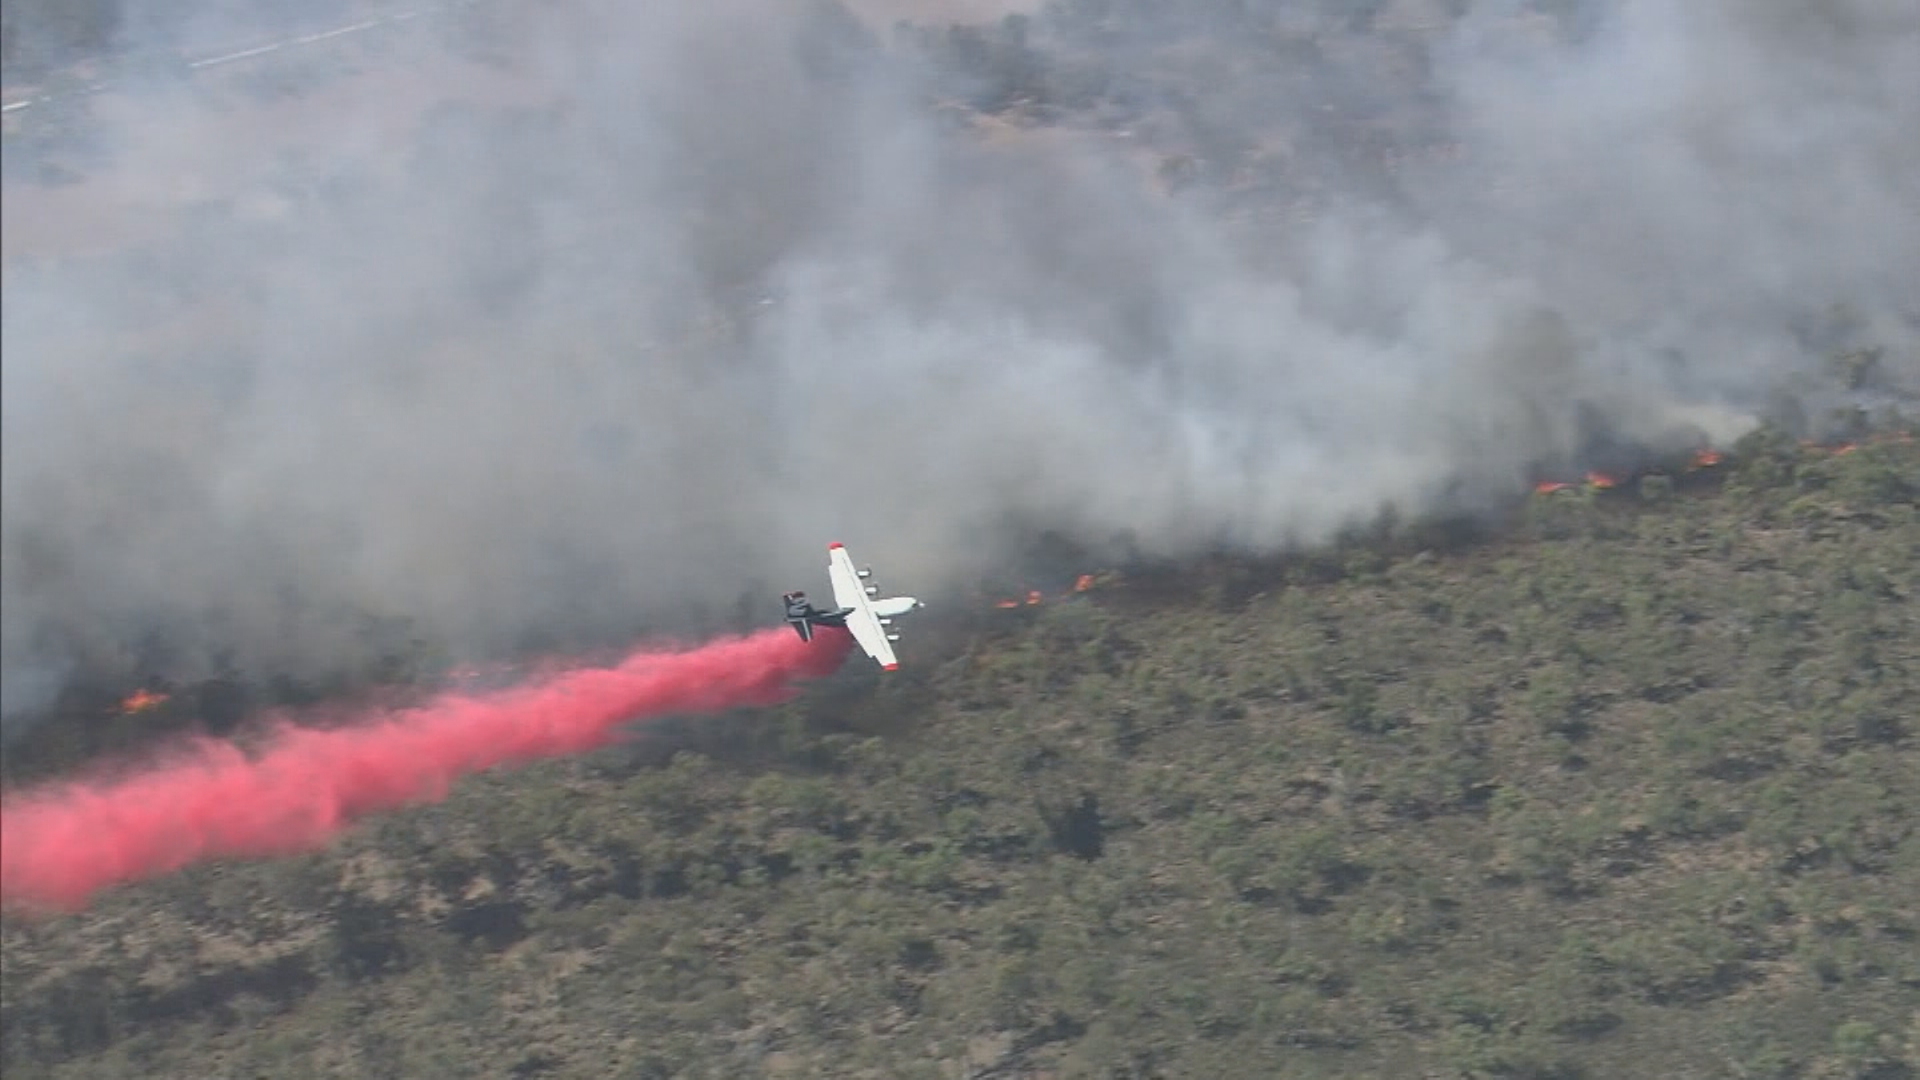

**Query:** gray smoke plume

left=3, top=0, right=1916, bottom=736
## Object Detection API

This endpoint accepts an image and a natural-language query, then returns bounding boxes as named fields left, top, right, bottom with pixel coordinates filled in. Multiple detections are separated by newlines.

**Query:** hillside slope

left=3, top=429, right=1916, bottom=1080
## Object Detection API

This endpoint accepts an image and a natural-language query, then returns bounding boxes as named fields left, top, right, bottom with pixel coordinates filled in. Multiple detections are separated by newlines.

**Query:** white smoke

left=2, top=0, right=1915, bottom=734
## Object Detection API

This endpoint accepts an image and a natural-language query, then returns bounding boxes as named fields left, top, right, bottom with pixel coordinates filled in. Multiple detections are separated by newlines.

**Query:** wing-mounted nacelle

left=864, top=584, right=880, bottom=597
left=857, top=567, right=873, bottom=579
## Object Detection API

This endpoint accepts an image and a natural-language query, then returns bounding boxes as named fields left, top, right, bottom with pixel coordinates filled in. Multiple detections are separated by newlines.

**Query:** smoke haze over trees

left=3, top=0, right=1916, bottom=735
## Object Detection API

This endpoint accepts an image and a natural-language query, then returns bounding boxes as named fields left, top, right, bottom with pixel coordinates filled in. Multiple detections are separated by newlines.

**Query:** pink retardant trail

left=2, top=627, right=852, bottom=913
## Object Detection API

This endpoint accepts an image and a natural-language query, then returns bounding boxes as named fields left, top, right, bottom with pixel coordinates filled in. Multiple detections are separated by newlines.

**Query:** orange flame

left=120, top=689, right=169, bottom=714
left=1523, top=431, right=1914, bottom=501
left=992, top=574, right=1101, bottom=610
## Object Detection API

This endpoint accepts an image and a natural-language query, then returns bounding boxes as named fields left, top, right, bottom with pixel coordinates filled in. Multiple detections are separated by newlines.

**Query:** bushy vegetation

left=4, top=430, right=1916, bottom=1079
left=5, top=3, right=1917, bottom=1076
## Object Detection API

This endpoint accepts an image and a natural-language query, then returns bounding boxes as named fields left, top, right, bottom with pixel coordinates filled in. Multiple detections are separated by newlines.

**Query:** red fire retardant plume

left=1, top=627, right=851, bottom=913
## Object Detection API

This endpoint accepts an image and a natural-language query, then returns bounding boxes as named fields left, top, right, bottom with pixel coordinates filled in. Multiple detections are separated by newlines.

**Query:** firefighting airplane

left=783, top=542, right=923, bottom=670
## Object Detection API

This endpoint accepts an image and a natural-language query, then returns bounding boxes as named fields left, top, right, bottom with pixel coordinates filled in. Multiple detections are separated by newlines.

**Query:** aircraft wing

left=827, top=542, right=899, bottom=671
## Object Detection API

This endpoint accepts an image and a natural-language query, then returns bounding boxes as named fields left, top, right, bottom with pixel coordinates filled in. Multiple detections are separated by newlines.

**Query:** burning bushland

left=4, top=1, right=1916, bottom=752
